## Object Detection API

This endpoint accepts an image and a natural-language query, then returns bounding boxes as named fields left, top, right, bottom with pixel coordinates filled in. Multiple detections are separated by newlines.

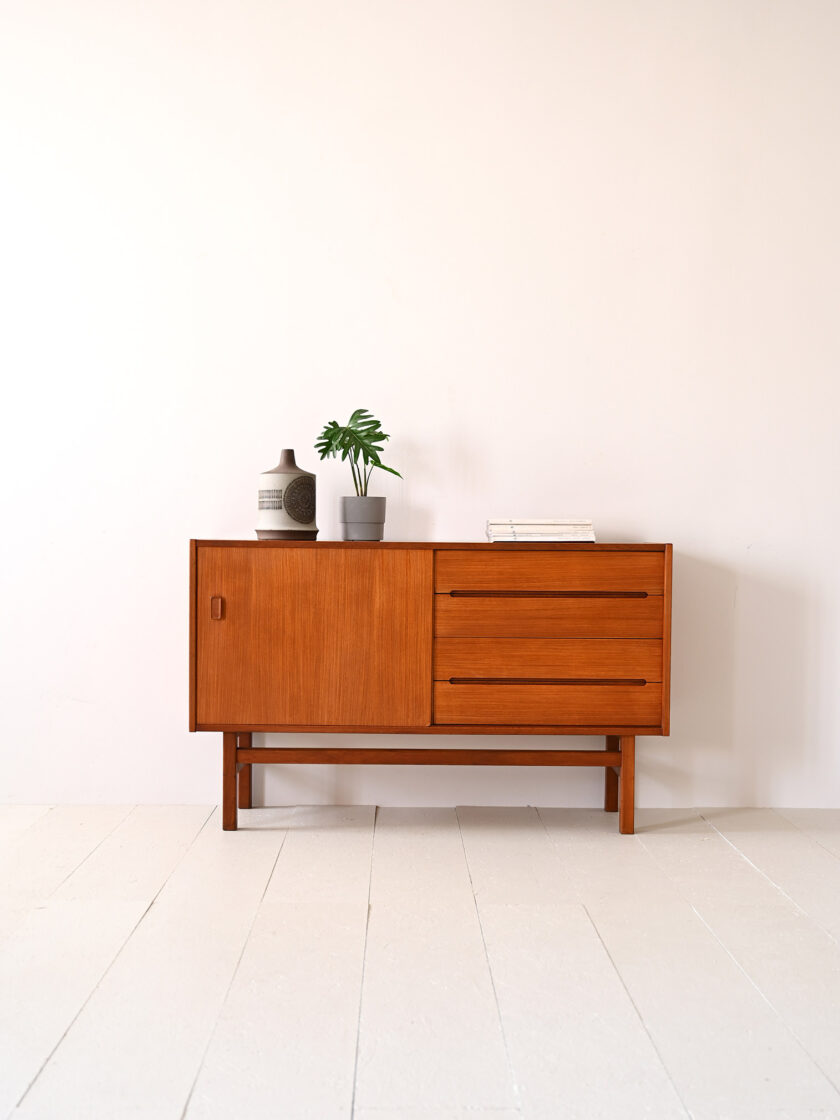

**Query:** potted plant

left=315, top=408, right=402, bottom=540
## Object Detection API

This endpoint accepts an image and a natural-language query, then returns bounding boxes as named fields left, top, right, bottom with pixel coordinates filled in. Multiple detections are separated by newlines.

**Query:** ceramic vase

left=256, top=449, right=318, bottom=539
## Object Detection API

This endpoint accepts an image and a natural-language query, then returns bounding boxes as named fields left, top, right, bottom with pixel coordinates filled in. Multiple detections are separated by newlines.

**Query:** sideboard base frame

left=221, top=733, right=636, bottom=835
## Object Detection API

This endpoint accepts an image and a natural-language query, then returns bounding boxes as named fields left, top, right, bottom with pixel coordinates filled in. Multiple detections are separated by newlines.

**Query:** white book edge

left=487, top=530, right=593, bottom=535
left=487, top=519, right=593, bottom=526
left=487, top=529, right=594, bottom=534
left=487, top=535, right=597, bottom=543
left=487, top=531, right=596, bottom=536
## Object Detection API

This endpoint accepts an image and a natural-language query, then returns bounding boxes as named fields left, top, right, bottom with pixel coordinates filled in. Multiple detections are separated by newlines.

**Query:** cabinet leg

left=604, top=737, right=619, bottom=812
left=223, top=733, right=238, bottom=831
left=237, top=733, right=253, bottom=810
left=618, top=735, right=635, bottom=835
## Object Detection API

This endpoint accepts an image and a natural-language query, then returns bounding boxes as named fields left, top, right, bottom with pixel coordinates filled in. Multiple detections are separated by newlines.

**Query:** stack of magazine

left=486, top=518, right=596, bottom=542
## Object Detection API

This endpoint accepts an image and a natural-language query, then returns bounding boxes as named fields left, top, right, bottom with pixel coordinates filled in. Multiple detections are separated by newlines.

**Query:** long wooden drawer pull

left=210, top=596, right=224, bottom=621
left=448, top=590, right=649, bottom=599
left=448, top=677, right=648, bottom=686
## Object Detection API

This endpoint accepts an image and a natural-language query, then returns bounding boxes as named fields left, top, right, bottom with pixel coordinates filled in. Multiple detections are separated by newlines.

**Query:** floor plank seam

left=700, top=811, right=840, bottom=950
left=350, top=805, right=378, bottom=1120
left=10, top=805, right=216, bottom=1118
left=775, top=808, right=840, bottom=864
left=533, top=809, right=694, bottom=1120
left=638, top=831, right=840, bottom=1102
left=179, top=818, right=289, bottom=1120
left=48, top=805, right=136, bottom=898
left=0, top=805, right=52, bottom=844
left=580, top=901, right=694, bottom=1120
left=455, top=806, right=523, bottom=1116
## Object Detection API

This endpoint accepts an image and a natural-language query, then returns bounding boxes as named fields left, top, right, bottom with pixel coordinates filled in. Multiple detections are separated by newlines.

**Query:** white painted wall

left=2, top=0, right=838, bottom=807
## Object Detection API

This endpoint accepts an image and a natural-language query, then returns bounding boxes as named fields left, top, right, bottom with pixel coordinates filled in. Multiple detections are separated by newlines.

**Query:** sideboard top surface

left=192, top=540, right=670, bottom=551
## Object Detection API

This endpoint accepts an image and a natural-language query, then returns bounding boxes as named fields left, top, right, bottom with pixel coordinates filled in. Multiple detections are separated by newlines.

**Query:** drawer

left=436, top=550, right=664, bottom=593
left=434, top=681, right=662, bottom=726
left=435, top=594, right=664, bottom=638
left=434, top=638, right=662, bottom=682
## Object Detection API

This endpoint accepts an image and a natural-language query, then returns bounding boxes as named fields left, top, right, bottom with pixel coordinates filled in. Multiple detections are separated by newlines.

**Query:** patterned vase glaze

left=256, top=449, right=318, bottom=540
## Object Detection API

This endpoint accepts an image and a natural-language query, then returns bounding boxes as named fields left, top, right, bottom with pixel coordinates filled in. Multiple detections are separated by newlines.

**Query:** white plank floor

left=2, top=806, right=840, bottom=1120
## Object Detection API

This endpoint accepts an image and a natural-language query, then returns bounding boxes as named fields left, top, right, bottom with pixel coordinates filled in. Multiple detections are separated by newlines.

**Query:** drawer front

left=435, top=594, right=663, bottom=638
left=436, top=550, right=664, bottom=593
left=434, top=681, right=662, bottom=726
left=434, top=638, right=662, bottom=682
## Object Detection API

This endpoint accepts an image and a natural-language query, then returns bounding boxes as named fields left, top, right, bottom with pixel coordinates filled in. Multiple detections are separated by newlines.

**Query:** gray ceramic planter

left=341, top=496, right=386, bottom=541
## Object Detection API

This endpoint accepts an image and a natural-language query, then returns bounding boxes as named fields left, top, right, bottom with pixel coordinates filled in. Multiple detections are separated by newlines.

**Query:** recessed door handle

left=210, top=596, right=224, bottom=621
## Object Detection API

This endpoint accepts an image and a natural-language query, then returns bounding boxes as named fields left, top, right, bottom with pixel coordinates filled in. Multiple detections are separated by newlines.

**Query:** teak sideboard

left=189, top=541, right=672, bottom=833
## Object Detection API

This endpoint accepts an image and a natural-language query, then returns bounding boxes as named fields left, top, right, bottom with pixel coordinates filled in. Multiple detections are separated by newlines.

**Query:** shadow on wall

left=643, top=551, right=816, bottom=807
left=642, top=552, right=736, bottom=805
left=730, top=563, right=819, bottom=805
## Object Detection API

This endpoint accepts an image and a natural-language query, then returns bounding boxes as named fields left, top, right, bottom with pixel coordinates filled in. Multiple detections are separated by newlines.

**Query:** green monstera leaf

left=315, top=409, right=402, bottom=495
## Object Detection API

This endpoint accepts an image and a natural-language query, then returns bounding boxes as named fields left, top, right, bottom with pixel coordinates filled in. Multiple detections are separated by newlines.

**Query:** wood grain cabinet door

left=195, top=547, right=433, bottom=727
